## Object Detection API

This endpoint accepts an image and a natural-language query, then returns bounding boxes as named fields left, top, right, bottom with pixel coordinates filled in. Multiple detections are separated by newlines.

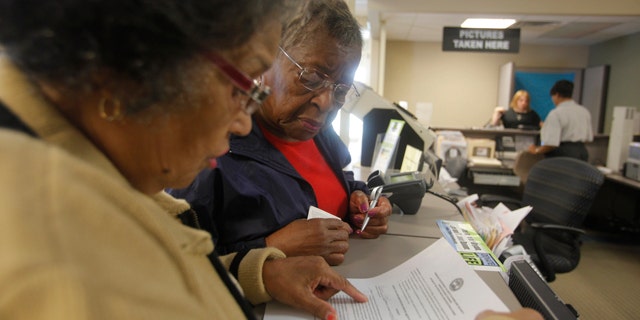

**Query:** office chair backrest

left=522, top=157, right=604, bottom=227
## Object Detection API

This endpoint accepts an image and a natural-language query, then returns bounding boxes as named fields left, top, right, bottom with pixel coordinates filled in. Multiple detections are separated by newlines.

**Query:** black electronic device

left=367, top=170, right=430, bottom=214
left=509, top=260, right=579, bottom=320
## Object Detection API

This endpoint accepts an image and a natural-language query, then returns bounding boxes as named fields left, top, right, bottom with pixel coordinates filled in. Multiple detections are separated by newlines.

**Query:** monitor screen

left=362, top=108, right=424, bottom=170
left=389, top=173, right=416, bottom=183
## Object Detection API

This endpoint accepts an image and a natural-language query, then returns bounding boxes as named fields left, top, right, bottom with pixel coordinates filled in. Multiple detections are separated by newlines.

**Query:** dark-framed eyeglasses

left=203, top=51, right=270, bottom=115
left=279, top=46, right=359, bottom=105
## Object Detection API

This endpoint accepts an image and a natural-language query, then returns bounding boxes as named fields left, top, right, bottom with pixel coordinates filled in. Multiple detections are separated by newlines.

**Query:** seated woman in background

left=170, top=0, right=392, bottom=267
left=490, top=90, right=542, bottom=130
left=0, top=1, right=368, bottom=319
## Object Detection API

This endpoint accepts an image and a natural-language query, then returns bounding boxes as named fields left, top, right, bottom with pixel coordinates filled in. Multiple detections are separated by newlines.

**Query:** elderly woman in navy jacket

left=170, top=0, right=391, bottom=266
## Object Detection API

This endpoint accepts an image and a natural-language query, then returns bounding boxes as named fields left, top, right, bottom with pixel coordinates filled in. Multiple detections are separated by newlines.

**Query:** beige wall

left=383, top=41, right=589, bottom=128
left=588, top=31, right=640, bottom=134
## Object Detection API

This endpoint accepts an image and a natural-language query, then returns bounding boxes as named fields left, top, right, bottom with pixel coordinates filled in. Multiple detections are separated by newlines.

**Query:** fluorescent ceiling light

left=461, top=18, right=516, bottom=29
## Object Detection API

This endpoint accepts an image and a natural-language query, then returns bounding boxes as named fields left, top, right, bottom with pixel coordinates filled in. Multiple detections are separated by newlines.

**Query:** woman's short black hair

left=0, top=0, right=289, bottom=112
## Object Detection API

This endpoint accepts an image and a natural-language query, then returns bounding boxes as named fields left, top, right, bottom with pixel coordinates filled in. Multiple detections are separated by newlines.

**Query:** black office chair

left=480, top=157, right=605, bottom=282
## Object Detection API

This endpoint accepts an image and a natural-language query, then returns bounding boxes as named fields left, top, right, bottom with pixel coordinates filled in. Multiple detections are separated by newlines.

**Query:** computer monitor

left=362, top=105, right=440, bottom=177
left=362, top=107, right=420, bottom=168
left=343, top=82, right=438, bottom=176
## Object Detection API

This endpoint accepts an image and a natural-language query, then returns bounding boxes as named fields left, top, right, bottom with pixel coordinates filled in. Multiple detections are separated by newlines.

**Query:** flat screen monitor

left=362, top=107, right=424, bottom=170
left=344, top=82, right=438, bottom=175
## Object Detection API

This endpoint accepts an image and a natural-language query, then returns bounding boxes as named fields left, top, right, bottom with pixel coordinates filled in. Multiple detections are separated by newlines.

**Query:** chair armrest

left=479, top=194, right=524, bottom=209
left=530, top=223, right=585, bottom=282
left=529, top=223, right=586, bottom=235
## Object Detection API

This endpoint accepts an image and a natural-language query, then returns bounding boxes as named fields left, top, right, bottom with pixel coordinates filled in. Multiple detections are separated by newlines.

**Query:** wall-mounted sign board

left=442, top=27, right=520, bottom=53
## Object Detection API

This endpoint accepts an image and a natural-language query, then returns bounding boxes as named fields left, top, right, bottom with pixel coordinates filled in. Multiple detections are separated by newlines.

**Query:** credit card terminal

left=367, top=170, right=429, bottom=214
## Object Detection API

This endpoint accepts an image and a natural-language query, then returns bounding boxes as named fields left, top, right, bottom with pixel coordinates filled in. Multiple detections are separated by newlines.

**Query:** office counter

left=333, top=235, right=433, bottom=278
left=387, top=192, right=461, bottom=238
left=605, top=172, right=640, bottom=189
left=432, top=127, right=627, bottom=168
left=433, top=127, right=539, bottom=140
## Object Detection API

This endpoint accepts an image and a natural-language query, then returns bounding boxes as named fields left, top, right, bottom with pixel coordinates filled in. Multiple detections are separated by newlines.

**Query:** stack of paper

left=455, top=194, right=532, bottom=258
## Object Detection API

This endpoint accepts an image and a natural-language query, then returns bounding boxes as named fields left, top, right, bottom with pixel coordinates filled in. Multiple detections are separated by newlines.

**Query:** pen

left=360, top=185, right=383, bottom=232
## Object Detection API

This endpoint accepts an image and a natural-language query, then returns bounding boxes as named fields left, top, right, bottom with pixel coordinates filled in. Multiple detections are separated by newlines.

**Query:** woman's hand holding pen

left=349, top=190, right=391, bottom=238
left=265, top=219, right=352, bottom=266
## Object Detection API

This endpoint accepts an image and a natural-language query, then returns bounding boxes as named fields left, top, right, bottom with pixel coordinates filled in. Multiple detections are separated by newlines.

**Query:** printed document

left=263, top=238, right=509, bottom=319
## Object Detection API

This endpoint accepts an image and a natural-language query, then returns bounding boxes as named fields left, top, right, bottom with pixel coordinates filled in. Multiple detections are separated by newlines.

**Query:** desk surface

left=387, top=193, right=461, bottom=238
left=606, top=172, right=640, bottom=189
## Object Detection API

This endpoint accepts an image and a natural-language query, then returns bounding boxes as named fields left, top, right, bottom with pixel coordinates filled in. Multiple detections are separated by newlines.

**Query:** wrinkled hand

left=349, top=190, right=391, bottom=238
left=263, top=256, right=368, bottom=320
left=475, top=308, right=544, bottom=320
left=265, top=219, right=352, bottom=265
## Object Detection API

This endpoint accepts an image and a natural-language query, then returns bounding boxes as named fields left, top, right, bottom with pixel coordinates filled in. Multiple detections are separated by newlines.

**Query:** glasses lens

left=298, top=69, right=327, bottom=91
left=232, top=88, right=262, bottom=115
left=333, top=84, right=352, bottom=104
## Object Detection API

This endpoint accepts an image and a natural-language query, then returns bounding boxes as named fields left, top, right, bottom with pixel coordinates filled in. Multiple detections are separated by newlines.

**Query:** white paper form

left=307, top=206, right=341, bottom=220
left=264, top=238, right=510, bottom=320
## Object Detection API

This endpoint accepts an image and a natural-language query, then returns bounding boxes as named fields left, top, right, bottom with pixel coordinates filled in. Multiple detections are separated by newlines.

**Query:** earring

left=98, top=97, right=123, bottom=121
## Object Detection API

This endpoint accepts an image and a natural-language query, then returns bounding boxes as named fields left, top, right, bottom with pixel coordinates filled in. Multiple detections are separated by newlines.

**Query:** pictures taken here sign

left=442, top=27, right=520, bottom=53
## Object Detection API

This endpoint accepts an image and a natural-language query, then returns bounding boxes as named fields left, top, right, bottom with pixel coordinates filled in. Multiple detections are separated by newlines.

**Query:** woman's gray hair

left=280, top=0, right=363, bottom=52
left=0, top=0, right=295, bottom=114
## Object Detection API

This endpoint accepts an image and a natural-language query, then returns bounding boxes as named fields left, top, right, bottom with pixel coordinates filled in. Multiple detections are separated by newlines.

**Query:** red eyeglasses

left=203, top=51, right=271, bottom=114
